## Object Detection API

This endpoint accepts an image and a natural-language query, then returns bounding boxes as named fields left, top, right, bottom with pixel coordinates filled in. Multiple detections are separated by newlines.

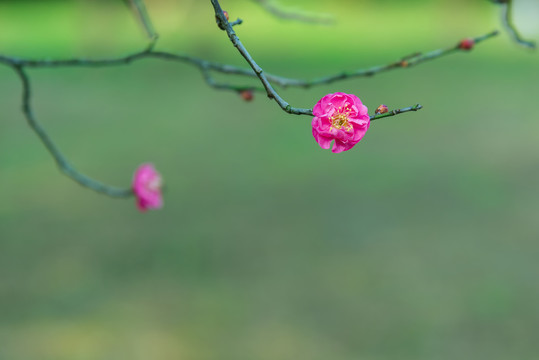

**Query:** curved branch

left=499, top=1, right=535, bottom=49
left=0, top=30, right=499, bottom=94
left=262, top=31, right=499, bottom=88
left=252, top=0, right=334, bottom=25
left=211, top=1, right=498, bottom=119
left=212, top=0, right=312, bottom=115
left=370, top=104, right=423, bottom=122
left=11, top=65, right=133, bottom=198
left=125, top=0, right=159, bottom=49
left=0, top=0, right=503, bottom=198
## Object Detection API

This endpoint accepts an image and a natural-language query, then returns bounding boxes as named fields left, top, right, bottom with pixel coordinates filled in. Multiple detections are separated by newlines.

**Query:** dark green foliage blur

left=1, top=0, right=538, bottom=359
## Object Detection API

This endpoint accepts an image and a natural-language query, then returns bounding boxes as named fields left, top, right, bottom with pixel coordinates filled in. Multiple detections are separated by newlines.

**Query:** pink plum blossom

left=132, top=163, right=163, bottom=212
left=312, top=92, right=370, bottom=153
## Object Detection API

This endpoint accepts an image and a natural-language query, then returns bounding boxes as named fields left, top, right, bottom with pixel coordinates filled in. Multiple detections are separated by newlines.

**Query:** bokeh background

left=1, top=0, right=539, bottom=359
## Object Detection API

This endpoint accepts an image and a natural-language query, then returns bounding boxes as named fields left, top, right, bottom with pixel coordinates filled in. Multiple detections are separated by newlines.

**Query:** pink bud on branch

left=239, top=89, right=254, bottom=101
left=133, top=163, right=164, bottom=212
left=216, top=10, right=229, bottom=30
left=459, top=38, right=475, bottom=50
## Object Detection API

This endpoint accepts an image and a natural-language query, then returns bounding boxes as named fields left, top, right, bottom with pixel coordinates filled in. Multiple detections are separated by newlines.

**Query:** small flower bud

left=400, top=60, right=409, bottom=68
left=375, top=104, right=389, bottom=115
left=240, top=90, right=254, bottom=102
left=215, top=10, right=229, bottom=30
left=459, top=38, right=475, bottom=51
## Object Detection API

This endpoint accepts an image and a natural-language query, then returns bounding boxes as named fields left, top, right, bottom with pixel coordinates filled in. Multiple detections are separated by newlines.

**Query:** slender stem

left=0, top=0, right=504, bottom=198
left=211, top=0, right=429, bottom=121
left=268, top=31, right=499, bottom=88
left=252, top=0, right=334, bottom=25
left=229, top=18, right=243, bottom=27
left=211, top=0, right=313, bottom=115
left=500, top=1, right=535, bottom=49
left=370, top=104, right=423, bottom=121
left=0, top=31, right=499, bottom=93
left=128, top=0, right=159, bottom=48
left=11, top=65, right=133, bottom=198
left=0, top=52, right=259, bottom=94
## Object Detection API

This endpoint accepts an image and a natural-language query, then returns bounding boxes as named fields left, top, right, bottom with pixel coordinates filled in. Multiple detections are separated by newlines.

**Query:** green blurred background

left=1, top=0, right=538, bottom=359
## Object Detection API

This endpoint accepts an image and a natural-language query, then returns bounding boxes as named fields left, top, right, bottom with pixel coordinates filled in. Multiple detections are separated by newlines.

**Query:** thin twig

left=10, top=65, right=133, bottom=198
left=267, top=31, right=499, bottom=88
left=252, top=0, right=334, bottom=25
left=0, top=0, right=503, bottom=198
left=201, top=67, right=264, bottom=93
left=499, top=1, right=535, bottom=49
left=212, top=0, right=313, bottom=115
left=126, top=0, right=159, bottom=49
left=230, top=18, right=243, bottom=27
left=216, top=0, right=486, bottom=120
left=0, top=51, right=259, bottom=94
left=370, top=104, right=423, bottom=121
left=0, top=30, right=499, bottom=93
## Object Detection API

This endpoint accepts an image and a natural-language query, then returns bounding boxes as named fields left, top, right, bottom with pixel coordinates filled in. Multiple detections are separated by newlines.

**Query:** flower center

left=147, top=176, right=162, bottom=192
left=330, top=107, right=353, bottom=131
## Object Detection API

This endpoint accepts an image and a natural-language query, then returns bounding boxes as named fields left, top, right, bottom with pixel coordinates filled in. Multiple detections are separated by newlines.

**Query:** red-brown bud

left=216, top=10, right=229, bottom=30
left=375, top=104, right=389, bottom=115
left=459, top=38, right=475, bottom=51
left=400, top=60, right=409, bottom=68
left=240, top=90, right=254, bottom=102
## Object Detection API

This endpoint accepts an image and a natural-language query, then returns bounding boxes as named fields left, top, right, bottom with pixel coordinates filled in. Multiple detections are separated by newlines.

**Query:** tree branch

left=125, top=0, right=159, bottom=49
left=0, top=0, right=504, bottom=199
left=211, top=0, right=498, bottom=119
left=212, top=0, right=313, bottom=115
left=260, top=31, right=499, bottom=88
left=10, top=65, right=133, bottom=198
left=370, top=104, right=423, bottom=121
left=0, top=30, right=499, bottom=94
left=252, top=0, right=334, bottom=25
left=497, top=0, right=536, bottom=49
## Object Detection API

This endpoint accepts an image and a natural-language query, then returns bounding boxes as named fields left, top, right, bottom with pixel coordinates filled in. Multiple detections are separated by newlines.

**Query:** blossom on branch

left=312, top=92, right=370, bottom=153
left=132, top=163, right=163, bottom=212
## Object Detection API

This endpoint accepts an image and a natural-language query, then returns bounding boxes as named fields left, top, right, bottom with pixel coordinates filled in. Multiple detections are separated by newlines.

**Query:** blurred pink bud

left=132, top=163, right=163, bottom=212
left=312, top=92, right=370, bottom=153
left=240, top=89, right=254, bottom=101
left=459, top=38, right=475, bottom=50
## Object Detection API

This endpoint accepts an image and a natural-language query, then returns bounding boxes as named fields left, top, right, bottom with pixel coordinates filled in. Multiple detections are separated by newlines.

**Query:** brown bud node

left=240, top=90, right=254, bottom=102
left=215, top=10, right=229, bottom=30
left=375, top=104, right=389, bottom=115
left=459, top=38, right=475, bottom=51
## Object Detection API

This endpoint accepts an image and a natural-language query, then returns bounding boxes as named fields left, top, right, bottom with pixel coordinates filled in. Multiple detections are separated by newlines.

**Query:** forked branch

left=0, top=0, right=504, bottom=199
left=491, top=0, right=535, bottom=49
left=252, top=0, right=334, bottom=25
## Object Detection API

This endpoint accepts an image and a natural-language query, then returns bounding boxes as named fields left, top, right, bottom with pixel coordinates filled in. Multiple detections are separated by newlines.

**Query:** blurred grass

left=1, top=1, right=539, bottom=360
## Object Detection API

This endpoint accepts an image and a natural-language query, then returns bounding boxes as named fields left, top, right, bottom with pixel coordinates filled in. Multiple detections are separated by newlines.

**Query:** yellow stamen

left=329, top=107, right=353, bottom=131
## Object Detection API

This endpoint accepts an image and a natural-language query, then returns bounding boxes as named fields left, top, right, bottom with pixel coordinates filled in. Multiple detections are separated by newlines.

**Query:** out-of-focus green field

left=1, top=1, right=539, bottom=359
